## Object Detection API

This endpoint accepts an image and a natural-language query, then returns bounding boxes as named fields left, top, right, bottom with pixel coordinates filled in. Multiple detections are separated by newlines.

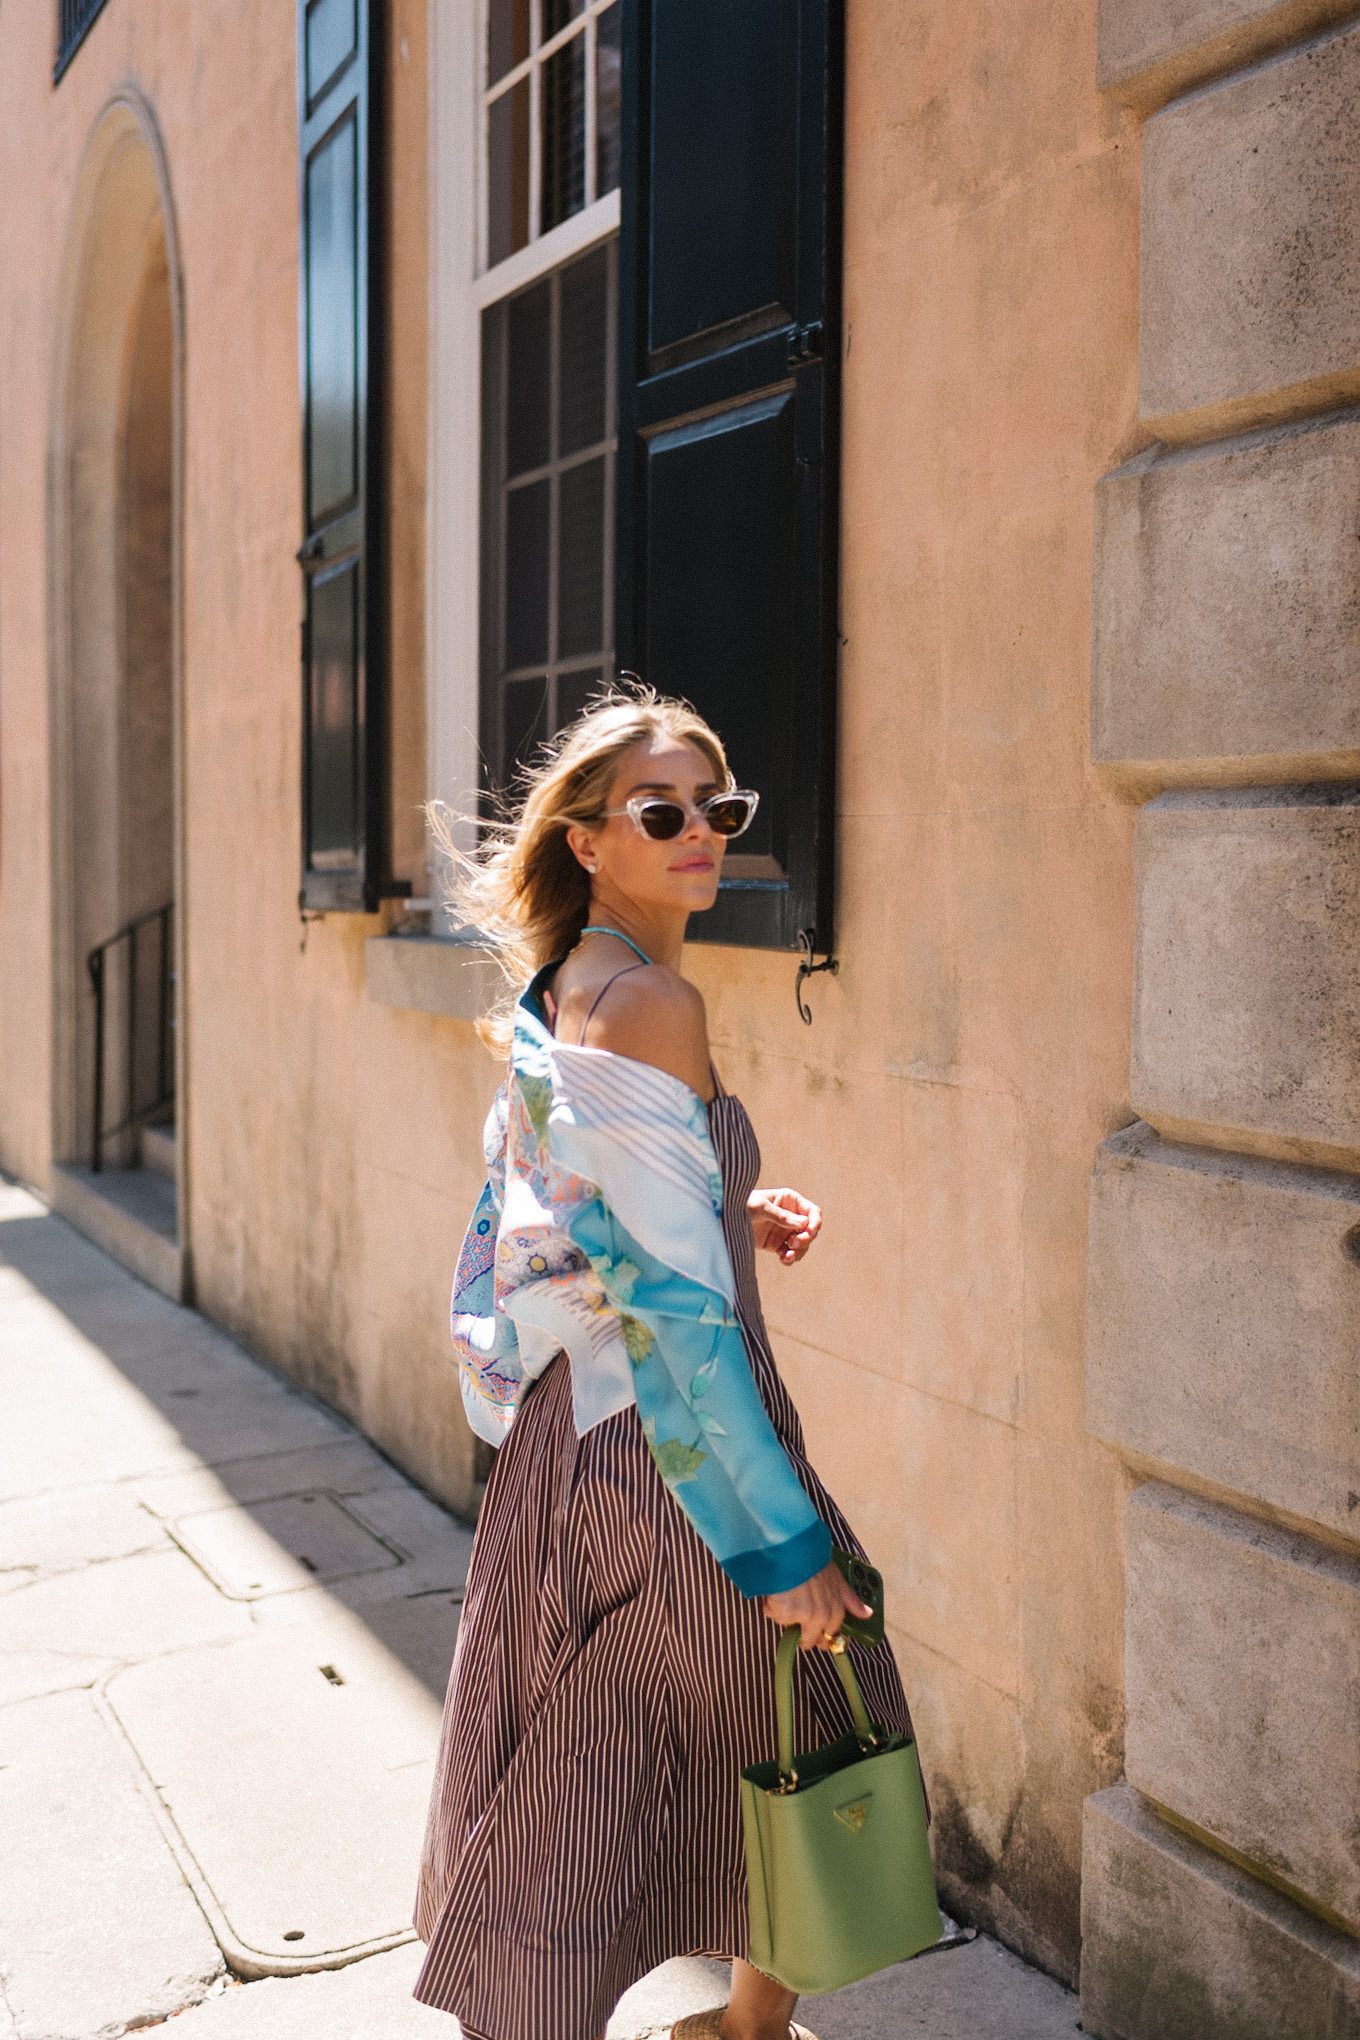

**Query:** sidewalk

left=0, top=1180, right=1081, bottom=2040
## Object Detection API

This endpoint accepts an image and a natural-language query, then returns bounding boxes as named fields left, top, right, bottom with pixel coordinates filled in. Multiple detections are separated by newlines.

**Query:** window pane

left=488, top=79, right=530, bottom=267
left=543, top=0, right=585, bottom=34
left=306, top=113, right=357, bottom=523
left=541, top=32, right=586, bottom=234
left=506, top=281, right=552, bottom=476
left=558, top=457, right=605, bottom=659
left=487, top=0, right=529, bottom=84
left=505, top=479, right=551, bottom=669
left=308, top=561, right=360, bottom=865
left=559, top=244, right=607, bottom=456
left=596, top=4, right=621, bottom=197
left=306, top=0, right=357, bottom=106
left=483, top=242, right=616, bottom=790
left=504, top=676, right=549, bottom=777
left=557, top=667, right=603, bottom=731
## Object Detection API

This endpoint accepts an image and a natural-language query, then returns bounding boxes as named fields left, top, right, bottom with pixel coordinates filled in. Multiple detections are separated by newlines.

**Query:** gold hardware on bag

left=834, top=1795, right=872, bottom=1832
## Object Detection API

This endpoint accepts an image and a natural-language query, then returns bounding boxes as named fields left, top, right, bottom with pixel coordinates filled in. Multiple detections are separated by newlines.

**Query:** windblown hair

left=429, top=683, right=728, bottom=1054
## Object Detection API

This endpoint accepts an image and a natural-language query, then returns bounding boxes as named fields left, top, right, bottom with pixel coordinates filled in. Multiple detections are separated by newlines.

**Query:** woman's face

left=573, top=733, right=727, bottom=916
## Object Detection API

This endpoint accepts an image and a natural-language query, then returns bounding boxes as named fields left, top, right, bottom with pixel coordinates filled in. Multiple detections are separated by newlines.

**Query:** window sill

left=364, top=933, right=501, bottom=1023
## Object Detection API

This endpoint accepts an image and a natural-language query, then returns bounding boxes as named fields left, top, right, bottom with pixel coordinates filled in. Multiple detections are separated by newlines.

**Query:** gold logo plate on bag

left=834, top=1794, right=872, bottom=1832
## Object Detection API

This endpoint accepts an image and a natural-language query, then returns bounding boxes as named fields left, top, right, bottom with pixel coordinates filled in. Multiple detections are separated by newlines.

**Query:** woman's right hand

left=762, top=1560, right=872, bottom=1651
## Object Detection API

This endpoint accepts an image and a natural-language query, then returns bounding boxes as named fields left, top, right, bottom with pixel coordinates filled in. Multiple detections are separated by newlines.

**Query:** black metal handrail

left=88, top=902, right=175, bottom=1173
left=54, top=0, right=112, bottom=83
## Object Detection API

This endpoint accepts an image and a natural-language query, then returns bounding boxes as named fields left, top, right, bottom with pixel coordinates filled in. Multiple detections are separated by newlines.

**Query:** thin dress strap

left=579, top=963, right=649, bottom=1044
left=579, top=925, right=652, bottom=966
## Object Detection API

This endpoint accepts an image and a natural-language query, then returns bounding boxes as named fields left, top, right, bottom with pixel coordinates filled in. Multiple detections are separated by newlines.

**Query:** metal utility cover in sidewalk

left=100, top=1609, right=451, bottom=1976
left=170, top=1491, right=403, bottom=1598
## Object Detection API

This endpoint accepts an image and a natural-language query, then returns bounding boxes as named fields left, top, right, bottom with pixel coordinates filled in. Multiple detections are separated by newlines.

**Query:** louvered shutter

left=615, top=0, right=844, bottom=952
left=297, top=0, right=400, bottom=911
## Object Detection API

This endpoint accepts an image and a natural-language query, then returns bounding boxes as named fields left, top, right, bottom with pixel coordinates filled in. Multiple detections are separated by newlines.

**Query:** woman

left=413, top=691, right=916, bottom=2040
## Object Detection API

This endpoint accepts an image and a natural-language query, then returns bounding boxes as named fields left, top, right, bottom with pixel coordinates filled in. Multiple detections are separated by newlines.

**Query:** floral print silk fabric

left=448, top=966, right=831, bottom=1597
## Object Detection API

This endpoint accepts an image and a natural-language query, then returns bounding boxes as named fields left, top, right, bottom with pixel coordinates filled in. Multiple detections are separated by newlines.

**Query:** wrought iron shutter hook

left=795, top=930, right=838, bottom=1025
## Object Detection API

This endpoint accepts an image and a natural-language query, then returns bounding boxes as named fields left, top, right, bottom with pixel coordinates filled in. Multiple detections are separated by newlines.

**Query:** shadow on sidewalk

left=0, top=1192, right=471, bottom=1703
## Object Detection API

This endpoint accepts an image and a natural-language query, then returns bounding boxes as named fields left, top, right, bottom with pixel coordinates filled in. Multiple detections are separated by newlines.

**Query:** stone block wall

left=1131, top=787, right=1360, bottom=1168
left=1125, top=1486, right=1360, bottom=1931
left=1139, top=25, right=1360, bottom=440
left=1087, top=1124, right=1360, bottom=1537
left=1081, top=1787, right=1360, bottom=2036
left=1082, top=2, right=1360, bottom=2031
left=1091, top=415, right=1360, bottom=787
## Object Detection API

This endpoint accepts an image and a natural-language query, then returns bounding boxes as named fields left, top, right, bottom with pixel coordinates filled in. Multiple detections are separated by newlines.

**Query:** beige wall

left=0, top=0, right=1141, bottom=1982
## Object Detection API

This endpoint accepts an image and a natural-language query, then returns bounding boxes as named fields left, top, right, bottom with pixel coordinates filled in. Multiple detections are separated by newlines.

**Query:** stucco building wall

left=0, top=0, right=1142, bottom=1984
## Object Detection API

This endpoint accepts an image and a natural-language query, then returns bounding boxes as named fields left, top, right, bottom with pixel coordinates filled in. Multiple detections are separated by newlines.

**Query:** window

left=483, top=0, right=621, bottom=267
left=481, top=242, right=617, bottom=789
left=426, top=0, right=622, bottom=837
left=430, top=0, right=843, bottom=949
left=480, top=3, right=622, bottom=794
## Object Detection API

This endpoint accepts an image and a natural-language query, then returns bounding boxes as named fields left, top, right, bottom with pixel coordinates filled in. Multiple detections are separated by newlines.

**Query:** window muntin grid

left=483, top=238, right=618, bottom=790
left=483, top=0, right=621, bottom=271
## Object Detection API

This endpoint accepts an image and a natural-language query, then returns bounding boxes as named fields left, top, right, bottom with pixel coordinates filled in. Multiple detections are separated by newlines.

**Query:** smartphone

left=832, top=1546, right=884, bottom=1648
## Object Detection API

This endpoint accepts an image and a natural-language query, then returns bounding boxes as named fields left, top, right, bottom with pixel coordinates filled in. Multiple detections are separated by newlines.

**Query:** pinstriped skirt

left=412, top=1095, right=913, bottom=2040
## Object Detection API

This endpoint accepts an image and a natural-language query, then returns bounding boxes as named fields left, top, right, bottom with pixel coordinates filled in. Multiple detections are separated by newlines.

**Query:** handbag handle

left=776, top=1624, right=879, bottom=1789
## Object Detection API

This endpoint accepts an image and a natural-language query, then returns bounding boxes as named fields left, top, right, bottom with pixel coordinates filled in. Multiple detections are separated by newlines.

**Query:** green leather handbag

left=740, top=1625, right=942, bottom=1995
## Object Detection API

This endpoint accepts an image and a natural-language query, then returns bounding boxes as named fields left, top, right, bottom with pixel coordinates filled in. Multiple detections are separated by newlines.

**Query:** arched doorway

left=49, top=96, right=186, bottom=1300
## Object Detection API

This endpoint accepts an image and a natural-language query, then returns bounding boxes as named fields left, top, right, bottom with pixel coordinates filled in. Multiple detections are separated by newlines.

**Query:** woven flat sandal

left=670, top=2016, right=818, bottom=2040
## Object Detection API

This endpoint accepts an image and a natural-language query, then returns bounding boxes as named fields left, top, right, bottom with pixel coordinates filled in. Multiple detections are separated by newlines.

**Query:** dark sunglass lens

left=704, top=797, right=752, bottom=837
left=638, top=801, right=686, bottom=840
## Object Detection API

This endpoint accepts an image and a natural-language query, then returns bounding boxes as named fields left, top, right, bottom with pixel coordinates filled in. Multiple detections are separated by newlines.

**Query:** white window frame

left=427, top=0, right=620, bottom=908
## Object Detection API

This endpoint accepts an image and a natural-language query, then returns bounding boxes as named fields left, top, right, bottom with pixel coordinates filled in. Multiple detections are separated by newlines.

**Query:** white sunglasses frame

left=602, top=788, right=761, bottom=842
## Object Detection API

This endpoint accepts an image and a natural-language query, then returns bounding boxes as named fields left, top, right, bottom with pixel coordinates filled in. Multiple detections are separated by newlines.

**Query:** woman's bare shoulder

left=581, top=966, right=712, bottom=1099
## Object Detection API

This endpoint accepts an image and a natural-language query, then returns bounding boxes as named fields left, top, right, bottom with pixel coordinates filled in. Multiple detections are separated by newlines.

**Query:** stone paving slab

left=132, top=1941, right=1080, bottom=2040
left=802, top=1939, right=1080, bottom=2039
left=0, top=1213, right=348, bottom=1503
left=0, top=1192, right=471, bottom=2033
left=136, top=1946, right=444, bottom=2040
left=171, top=1490, right=404, bottom=1599
left=0, top=1545, right=256, bottom=1708
left=0, top=1482, right=169, bottom=1585
left=0, top=1689, right=224, bottom=2040
left=102, top=1609, right=449, bottom=1973
left=131, top=1438, right=413, bottom=1522
left=605, top=1944, right=1081, bottom=2039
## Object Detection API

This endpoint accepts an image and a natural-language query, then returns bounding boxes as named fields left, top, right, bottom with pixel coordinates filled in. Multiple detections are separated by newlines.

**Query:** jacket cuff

left=722, top=1518, right=832, bottom=1599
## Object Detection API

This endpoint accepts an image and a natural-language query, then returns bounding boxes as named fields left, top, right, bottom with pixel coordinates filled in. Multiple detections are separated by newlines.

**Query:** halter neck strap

left=579, top=925, right=653, bottom=966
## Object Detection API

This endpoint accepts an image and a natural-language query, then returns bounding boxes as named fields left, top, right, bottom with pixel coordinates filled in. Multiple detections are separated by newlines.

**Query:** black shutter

left=615, top=0, right=844, bottom=952
left=297, top=0, right=401, bottom=911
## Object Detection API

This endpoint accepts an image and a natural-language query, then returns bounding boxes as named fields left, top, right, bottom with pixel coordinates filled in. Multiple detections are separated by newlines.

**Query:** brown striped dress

left=412, top=1092, right=914, bottom=2040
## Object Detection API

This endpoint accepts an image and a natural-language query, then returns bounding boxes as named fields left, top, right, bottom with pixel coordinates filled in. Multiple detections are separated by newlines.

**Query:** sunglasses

left=604, top=788, right=760, bottom=842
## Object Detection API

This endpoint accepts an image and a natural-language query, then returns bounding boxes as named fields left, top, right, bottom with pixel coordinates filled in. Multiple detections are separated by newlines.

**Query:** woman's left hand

left=748, top=1186, right=821, bottom=1264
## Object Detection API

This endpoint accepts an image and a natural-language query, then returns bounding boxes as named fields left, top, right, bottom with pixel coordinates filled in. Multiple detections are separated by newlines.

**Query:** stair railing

left=88, top=902, right=175, bottom=1173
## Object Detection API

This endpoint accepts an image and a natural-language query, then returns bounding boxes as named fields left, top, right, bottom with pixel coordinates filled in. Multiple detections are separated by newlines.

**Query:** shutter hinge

left=787, top=322, right=824, bottom=371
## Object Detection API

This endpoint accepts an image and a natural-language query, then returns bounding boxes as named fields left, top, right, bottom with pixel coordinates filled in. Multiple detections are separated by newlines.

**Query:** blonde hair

left=429, top=683, right=728, bottom=1053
